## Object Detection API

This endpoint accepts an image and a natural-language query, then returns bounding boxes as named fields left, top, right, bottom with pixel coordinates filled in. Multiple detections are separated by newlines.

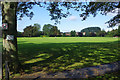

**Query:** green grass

left=17, top=37, right=120, bottom=74
left=0, top=38, right=2, bottom=52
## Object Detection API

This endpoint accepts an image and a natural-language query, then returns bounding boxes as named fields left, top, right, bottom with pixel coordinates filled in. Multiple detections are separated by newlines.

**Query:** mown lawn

left=17, top=37, right=120, bottom=74
left=0, top=38, right=2, bottom=52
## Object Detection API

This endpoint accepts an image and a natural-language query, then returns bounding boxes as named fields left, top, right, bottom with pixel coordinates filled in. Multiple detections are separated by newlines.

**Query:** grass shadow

left=17, top=40, right=120, bottom=74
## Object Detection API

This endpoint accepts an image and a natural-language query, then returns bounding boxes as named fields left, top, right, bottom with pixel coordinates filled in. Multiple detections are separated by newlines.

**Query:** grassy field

left=17, top=37, right=120, bottom=74
left=0, top=38, right=2, bottom=52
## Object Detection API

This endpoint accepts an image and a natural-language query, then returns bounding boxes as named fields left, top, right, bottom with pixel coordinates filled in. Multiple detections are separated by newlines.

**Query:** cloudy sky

left=17, top=5, right=118, bottom=32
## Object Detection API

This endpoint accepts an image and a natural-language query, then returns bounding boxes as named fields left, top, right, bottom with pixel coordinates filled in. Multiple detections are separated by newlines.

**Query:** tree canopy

left=17, top=2, right=120, bottom=27
left=43, top=24, right=60, bottom=36
left=23, top=23, right=41, bottom=37
left=81, top=27, right=101, bottom=32
left=70, top=30, right=76, bottom=37
left=81, top=27, right=101, bottom=36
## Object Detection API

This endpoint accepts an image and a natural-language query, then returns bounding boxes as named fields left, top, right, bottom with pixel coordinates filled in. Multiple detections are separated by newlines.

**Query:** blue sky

left=17, top=5, right=118, bottom=32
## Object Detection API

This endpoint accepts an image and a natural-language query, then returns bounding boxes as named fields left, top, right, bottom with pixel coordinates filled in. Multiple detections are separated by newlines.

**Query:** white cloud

left=105, top=28, right=113, bottom=32
left=108, top=13, right=117, bottom=16
left=68, top=16, right=78, bottom=21
left=107, top=8, right=119, bottom=17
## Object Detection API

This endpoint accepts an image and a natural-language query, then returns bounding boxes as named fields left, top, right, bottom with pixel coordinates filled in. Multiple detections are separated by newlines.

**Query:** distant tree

left=43, top=24, right=60, bottom=37
left=33, top=23, right=41, bottom=36
left=23, top=25, right=33, bottom=37
left=43, top=24, right=53, bottom=36
left=23, top=23, right=41, bottom=37
left=57, top=30, right=61, bottom=35
left=50, top=26, right=60, bottom=36
left=63, top=33, right=66, bottom=37
left=96, top=29, right=106, bottom=37
left=17, top=31, right=23, bottom=37
left=81, top=27, right=101, bottom=37
left=70, top=30, right=76, bottom=37
left=105, top=29, right=118, bottom=37
left=33, top=31, right=42, bottom=37
left=34, top=23, right=41, bottom=31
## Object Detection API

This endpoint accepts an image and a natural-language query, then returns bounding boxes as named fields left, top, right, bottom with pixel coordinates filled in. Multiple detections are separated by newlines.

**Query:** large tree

left=43, top=24, right=53, bottom=36
left=23, top=24, right=41, bottom=37
left=70, top=30, right=76, bottom=37
left=2, top=1, right=120, bottom=73
left=96, top=29, right=106, bottom=37
left=43, top=24, right=60, bottom=36
left=81, top=27, right=101, bottom=36
left=23, top=25, right=33, bottom=37
left=50, top=26, right=60, bottom=36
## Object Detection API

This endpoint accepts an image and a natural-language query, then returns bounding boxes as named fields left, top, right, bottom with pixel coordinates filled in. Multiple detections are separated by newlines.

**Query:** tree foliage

left=70, top=30, right=76, bottom=37
left=96, top=29, right=106, bottom=37
left=81, top=27, right=101, bottom=36
left=43, top=24, right=53, bottom=36
left=43, top=24, right=60, bottom=36
left=50, top=26, right=60, bottom=36
left=17, top=2, right=120, bottom=27
left=17, top=31, right=23, bottom=37
left=23, top=23, right=41, bottom=37
left=106, top=28, right=119, bottom=37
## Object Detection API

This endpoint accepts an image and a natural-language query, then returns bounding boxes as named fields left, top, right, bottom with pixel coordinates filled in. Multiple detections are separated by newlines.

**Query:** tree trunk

left=2, top=2, right=22, bottom=73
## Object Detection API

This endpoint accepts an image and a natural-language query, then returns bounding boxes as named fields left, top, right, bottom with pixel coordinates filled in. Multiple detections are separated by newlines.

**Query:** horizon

left=17, top=26, right=118, bottom=33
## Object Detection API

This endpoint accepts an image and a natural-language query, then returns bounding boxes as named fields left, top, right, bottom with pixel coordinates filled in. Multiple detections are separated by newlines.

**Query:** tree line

left=17, top=24, right=120, bottom=37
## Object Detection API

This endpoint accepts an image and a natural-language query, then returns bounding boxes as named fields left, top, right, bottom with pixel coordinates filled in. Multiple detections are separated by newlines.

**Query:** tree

left=81, top=27, right=101, bottom=37
left=96, top=29, right=106, bottom=37
left=32, top=23, right=41, bottom=36
left=23, top=25, right=33, bottom=37
left=43, top=24, right=53, bottom=36
left=43, top=24, right=60, bottom=37
left=50, top=26, right=60, bottom=37
left=105, top=29, right=118, bottom=37
left=34, top=23, right=41, bottom=31
left=63, top=33, right=66, bottom=37
left=50, top=26, right=57, bottom=36
left=70, top=30, right=76, bottom=37
left=2, top=2, right=22, bottom=73
left=57, top=30, right=61, bottom=37
left=23, top=23, right=41, bottom=37
left=17, top=31, right=23, bottom=37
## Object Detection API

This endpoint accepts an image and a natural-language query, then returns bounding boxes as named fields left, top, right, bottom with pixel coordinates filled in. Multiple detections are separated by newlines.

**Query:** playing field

left=0, top=38, right=2, bottom=52
left=17, top=37, right=120, bottom=73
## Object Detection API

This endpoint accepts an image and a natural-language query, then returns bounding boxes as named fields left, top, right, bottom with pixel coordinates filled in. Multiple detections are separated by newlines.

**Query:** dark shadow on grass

left=17, top=40, right=120, bottom=74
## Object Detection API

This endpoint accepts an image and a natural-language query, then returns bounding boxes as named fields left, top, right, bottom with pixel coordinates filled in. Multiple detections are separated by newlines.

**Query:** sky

left=16, top=4, right=118, bottom=32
